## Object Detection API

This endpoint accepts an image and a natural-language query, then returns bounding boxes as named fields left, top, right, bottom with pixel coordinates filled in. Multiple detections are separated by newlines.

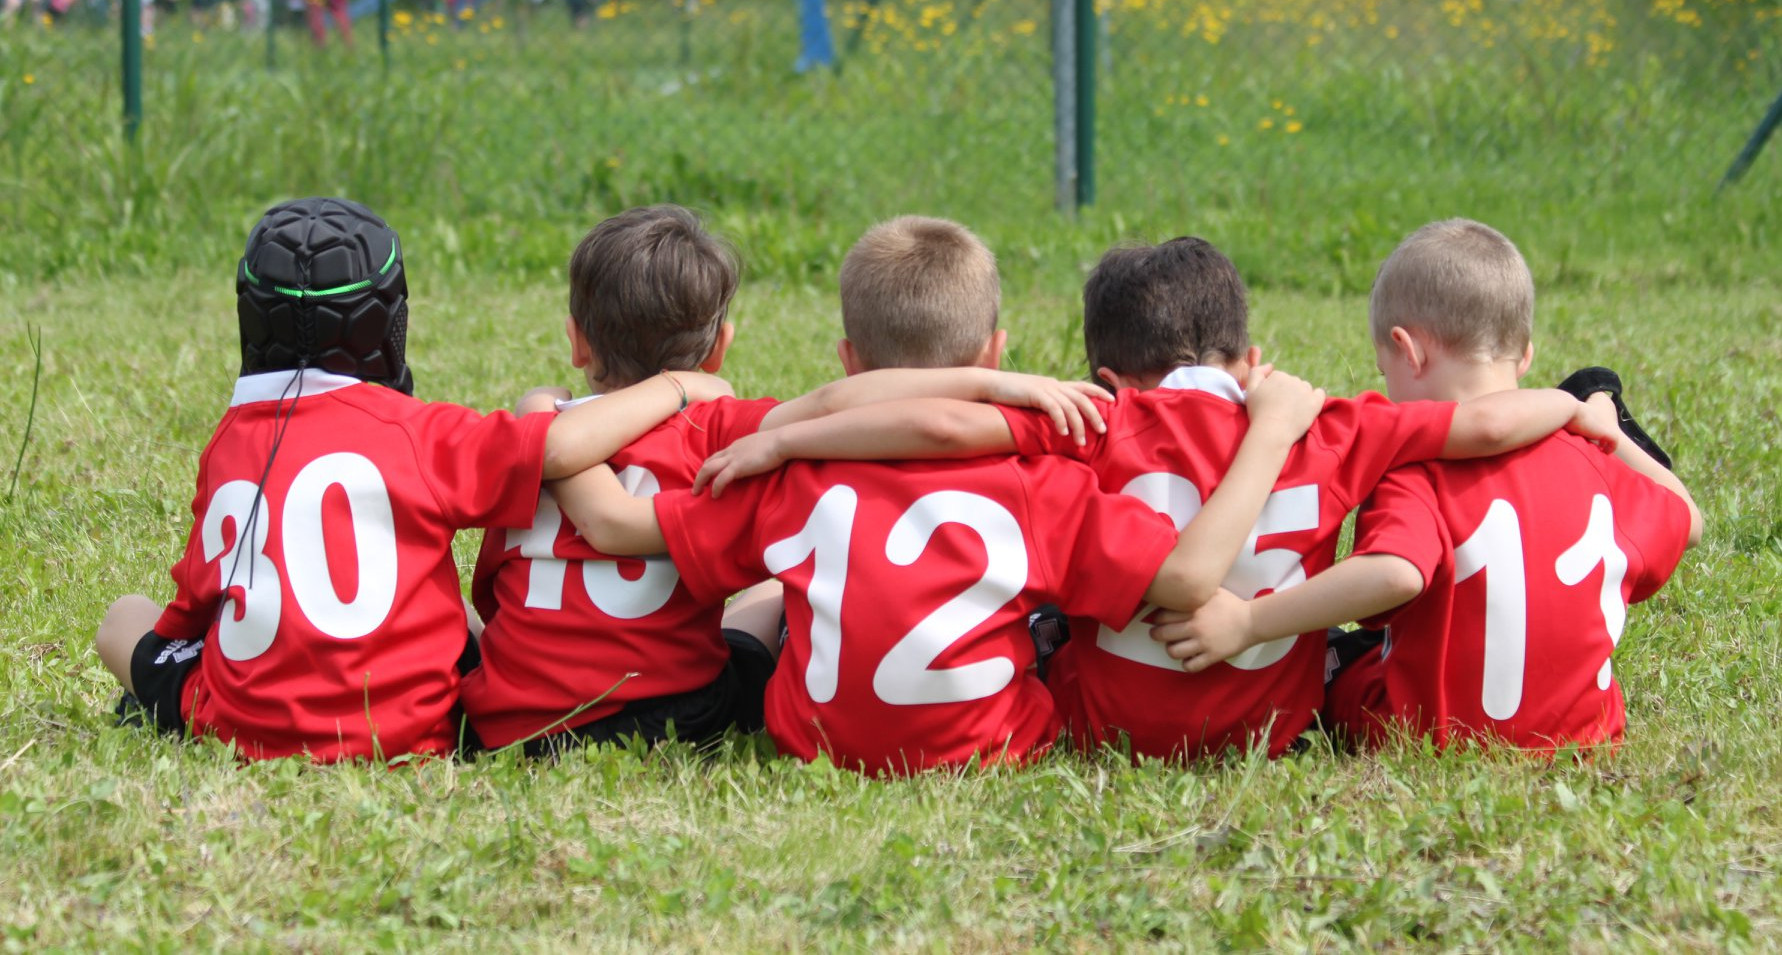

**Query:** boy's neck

left=1422, top=357, right=1524, bottom=402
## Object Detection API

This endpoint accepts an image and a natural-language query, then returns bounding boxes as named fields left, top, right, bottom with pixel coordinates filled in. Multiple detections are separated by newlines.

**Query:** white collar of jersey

left=556, top=394, right=601, bottom=411
left=1156, top=365, right=1246, bottom=405
left=230, top=368, right=365, bottom=407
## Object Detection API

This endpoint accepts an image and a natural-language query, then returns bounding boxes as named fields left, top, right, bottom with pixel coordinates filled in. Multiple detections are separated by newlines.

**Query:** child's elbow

left=916, top=408, right=979, bottom=454
left=1383, top=558, right=1426, bottom=604
left=1146, top=562, right=1216, bottom=614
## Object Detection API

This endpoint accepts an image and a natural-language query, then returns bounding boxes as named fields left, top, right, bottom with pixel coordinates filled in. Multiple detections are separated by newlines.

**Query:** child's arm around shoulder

left=759, top=367, right=1107, bottom=441
left=551, top=465, right=667, bottom=556
left=695, top=397, right=1030, bottom=498
left=1440, top=387, right=1620, bottom=459
left=539, top=372, right=732, bottom=480
left=1586, top=393, right=1702, bottom=547
left=1140, top=366, right=1326, bottom=614
left=1152, top=555, right=1425, bottom=672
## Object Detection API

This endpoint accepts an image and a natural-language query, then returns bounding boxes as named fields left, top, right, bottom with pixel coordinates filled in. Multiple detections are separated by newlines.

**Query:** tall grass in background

left=0, top=0, right=1777, bottom=297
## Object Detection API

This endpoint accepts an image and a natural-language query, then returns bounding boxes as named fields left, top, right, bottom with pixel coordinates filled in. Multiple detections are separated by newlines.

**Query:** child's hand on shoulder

left=1567, top=392, right=1622, bottom=453
left=694, top=430, right=786, bottom=498
left=1244, top=363, right=1325, bottom=443
left=983, top=371, right=1108, bottom=445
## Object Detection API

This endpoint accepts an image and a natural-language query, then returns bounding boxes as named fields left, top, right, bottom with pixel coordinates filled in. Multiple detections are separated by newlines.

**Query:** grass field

left=4, top=0, right=1782, bottom=948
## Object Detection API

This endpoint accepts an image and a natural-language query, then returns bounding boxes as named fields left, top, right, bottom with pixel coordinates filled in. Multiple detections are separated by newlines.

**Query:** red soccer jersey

left=1347, top=432, right=1691, bottom=751
left=998, top=365, right=1457, bottom=759
left=463, top=396, right=778, bottom=749
left=155, top=369, right=552, bottom=762
left=653, top=455, right=1180, bottom=775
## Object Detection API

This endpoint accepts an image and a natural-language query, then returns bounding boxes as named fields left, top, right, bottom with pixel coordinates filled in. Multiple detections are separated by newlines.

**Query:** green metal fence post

left=1073, top=0, right=1095, bottom=207
left=121, top=0, right=142, bottom=142
left=1052, top=0, right=1076, bottom=214
left=266, top=0, right=276, bottom=71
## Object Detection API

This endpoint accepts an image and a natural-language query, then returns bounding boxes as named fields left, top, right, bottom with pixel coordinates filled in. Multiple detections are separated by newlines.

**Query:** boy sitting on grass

left=689, top=235, right=1623, bottom=761
left=464, top=206, right=1112, bottom=756
left=1153, top=219, right=1700, bottom=753
left=92, top=197, right=734, bottom=763
left=550, top=216, right=1331, bottom=775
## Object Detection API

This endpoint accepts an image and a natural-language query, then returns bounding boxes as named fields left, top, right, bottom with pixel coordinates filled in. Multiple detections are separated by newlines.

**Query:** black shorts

left=522, top=628, right=776, bottom=758
left=128, top=631, right=203, bottom=735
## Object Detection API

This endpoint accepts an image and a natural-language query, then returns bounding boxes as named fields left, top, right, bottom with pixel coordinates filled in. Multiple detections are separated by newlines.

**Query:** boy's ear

left=1096, top=366, right=1148, bottom=392
left=1388, top=326, right=1428, bottom=376
left=1514, top=341, right=1534, bottom=379
left=700, top=322, right=736, bottom=374
left=837, top=339, right=867, bottom=377
left=566, top=315, right=593, bottom=370
left=974, top=329, right=1009, bottom=370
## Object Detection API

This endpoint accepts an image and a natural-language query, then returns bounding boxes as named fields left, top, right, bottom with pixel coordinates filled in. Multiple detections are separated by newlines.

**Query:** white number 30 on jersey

left=201, top=453, right=399, bottom=660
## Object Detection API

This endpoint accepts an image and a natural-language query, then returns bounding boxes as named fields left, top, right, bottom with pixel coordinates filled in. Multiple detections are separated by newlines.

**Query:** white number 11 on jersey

left=1455, top=495, right=1629, bottom=720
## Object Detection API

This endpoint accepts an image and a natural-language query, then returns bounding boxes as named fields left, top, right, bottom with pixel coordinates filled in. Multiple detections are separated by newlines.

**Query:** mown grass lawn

left=3, top=0, right=1781, bottom=947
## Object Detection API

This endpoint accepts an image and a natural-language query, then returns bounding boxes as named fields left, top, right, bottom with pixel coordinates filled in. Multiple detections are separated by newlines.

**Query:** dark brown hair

left=1083, top=236, right=1249, bottom=384
left=567, top=205, right=739, bottom=387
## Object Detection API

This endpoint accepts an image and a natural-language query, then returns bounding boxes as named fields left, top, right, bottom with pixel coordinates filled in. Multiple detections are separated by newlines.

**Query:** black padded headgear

left=237, top=197, right=414, bottom=395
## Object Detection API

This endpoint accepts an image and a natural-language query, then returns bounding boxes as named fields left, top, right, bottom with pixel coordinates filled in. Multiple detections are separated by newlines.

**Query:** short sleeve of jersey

left=1599, top=456, right=1692, bottom=604
left=407, top=403, right=553, bottom=530
left=994, top=399, right=1112, bottom=463
left=655, top=480, right=773, bottom=604
left=1310, top=393, right=1456, bottom=508
left=1018, top=456, right=1178, bottom=628
left=693, top=396, right=780, bottom=456
left=156, top=463, right=221, bottom=641
left=1351, top=467, right=1445, bottom=627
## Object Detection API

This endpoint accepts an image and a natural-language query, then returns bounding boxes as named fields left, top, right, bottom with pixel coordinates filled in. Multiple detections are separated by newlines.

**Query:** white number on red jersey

left=1095, top=473, right=1317, bottom=672
left=764, top=485, right=1028, bottom=706
left=200, top=453, right=398, bottom=660
left=1455, top=494, right=1629, bottom=719
left=505, top=465, right=679, bottom=620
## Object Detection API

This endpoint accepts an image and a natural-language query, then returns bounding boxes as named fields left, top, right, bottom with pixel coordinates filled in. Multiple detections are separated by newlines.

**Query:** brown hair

left=1369, top=219, right=1533, bottom=360
left=838, top=216, right=1000, bottom=370
left=567, top=205, right=738, bottom=387
left=1083, top=236, right=1249, bottom=382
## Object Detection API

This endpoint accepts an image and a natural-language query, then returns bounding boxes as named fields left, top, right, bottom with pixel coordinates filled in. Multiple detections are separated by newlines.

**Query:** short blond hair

left=1369, top=219, right=1533, bottom=360
left=838, top=216, right=1000, bottom=370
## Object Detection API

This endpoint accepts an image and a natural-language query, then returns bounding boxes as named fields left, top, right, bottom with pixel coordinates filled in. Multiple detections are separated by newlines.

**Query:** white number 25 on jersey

left=1096, top=473, right=1318, bottom=673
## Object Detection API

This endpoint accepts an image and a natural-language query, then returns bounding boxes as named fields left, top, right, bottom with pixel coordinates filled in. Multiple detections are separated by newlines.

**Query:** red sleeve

left=1309, top=393, right=1456, bottom=509
left=408, top=404, right=554, bottom=530
left=697, top=396, right=781, bottom=454
left=1017, top=457, right=1177, bottom=628
left=469, top=528, right=504, bottom=625
left=1351, top=467, right=1444, bottom=628
left=994, top=404, right=1104, bottom=462
left=654, top=479, right=772, bottom=604
left=1601, top=457, right=1692, bottom=604
left=155, top=492, right=217, bottom=641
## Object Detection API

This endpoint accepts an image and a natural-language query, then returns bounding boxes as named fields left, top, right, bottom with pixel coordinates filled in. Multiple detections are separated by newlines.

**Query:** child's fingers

left=692, top=456, right=727, bottom=495
left=1149, top=619, right=1189, bottom=643
left=1064, top=386, right=1107, bottom=434
left=1165, top=637, right=1200, bottom=662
